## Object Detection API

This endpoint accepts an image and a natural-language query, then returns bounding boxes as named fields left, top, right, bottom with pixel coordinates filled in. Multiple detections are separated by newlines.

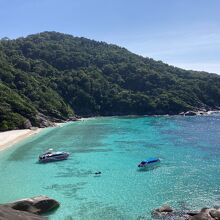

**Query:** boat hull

left=138, top=160, right=160, bottom=170
left=39, top=153, right=69, bottom=163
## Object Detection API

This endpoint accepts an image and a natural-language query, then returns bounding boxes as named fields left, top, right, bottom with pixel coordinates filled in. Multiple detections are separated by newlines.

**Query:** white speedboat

left=39, top=149, right=69, bottom=163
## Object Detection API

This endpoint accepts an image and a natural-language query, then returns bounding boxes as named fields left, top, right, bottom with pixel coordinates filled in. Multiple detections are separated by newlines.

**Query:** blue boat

left=138, top=157, right=160, bottom=168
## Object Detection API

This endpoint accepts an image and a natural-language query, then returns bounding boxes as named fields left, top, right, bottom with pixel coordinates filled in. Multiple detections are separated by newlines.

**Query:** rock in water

left=179, top=112, right=185, bottom=115
left=209, top=208, right=220, bottom=219
left=7, top=195, right=60, bottom=214
left=157, top=205, right=173, bottom=213
left=184, top=111, right=197, bottom=116
left=191, top=208, right=215, bottom=220
left=0, top=205, right=46, bottom=220
left=151, top=205, right=173, bottom=218
left=187, top=211, right=200, bottom=216
left=151, top=205, right=220, bottom=220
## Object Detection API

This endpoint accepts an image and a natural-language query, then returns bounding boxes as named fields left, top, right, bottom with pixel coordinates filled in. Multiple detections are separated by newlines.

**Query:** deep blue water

left=0, top=115, right=220, bottom=220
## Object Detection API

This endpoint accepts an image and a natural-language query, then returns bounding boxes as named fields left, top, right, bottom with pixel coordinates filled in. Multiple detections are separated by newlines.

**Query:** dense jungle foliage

left=0, top=31, right=220, bottom=130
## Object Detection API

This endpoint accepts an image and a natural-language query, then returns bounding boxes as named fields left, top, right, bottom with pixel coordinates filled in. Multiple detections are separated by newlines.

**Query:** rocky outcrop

left=209, top=209, right=220, bottom=219
left=151, top=206, right=220, bottom=220
left=179, top=112, right=185, bottom=116
left=67, top=116, right=82, bottom=121
left=184, top=111, right=198, bottom=116
left=157, top=205, right=173, bottom=213
left=36, top=113, right=56, bottom=128
left=0, top=196, right=59, bottom=220
left=7, top=196, right=60, bottom=214
left=190, top=208, right=220, bottom=220
left=0, top=205, right=47, bottom=220
left=179, top=110, right=208, bottom=116
left=187, top=211, right=200, bottom=216
left=151, top=205, right=174, bottom=219
left=23, top=119, right=32, bottom=129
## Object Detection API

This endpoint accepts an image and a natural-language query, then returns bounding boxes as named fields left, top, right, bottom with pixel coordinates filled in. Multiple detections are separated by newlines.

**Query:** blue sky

left=0, top=0, right=219, bottom=74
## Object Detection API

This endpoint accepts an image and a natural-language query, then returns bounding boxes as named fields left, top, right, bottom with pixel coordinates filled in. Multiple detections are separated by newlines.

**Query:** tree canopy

left=0, top=31, right=220, bottom=130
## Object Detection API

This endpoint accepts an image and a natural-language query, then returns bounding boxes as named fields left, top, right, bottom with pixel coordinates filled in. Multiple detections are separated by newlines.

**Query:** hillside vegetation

left=0, top=31, right=220, bottom=130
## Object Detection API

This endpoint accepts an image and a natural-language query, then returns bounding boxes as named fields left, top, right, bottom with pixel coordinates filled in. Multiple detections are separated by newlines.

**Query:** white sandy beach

left=0, top=128, right=42, bottom=152
left=0, top=121, right=81, bottom=152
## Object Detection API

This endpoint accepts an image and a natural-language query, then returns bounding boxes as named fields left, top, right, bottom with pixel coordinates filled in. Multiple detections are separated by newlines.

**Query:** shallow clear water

left=0, top=115, right=220, bottom=220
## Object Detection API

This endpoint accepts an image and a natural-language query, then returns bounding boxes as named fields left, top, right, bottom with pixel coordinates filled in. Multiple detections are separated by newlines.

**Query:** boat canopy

left=142, top=157, right=159, bottom=163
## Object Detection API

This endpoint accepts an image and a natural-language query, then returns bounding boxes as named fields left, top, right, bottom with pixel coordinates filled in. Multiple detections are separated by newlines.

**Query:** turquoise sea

left=0, top=115, right=220, bottom=220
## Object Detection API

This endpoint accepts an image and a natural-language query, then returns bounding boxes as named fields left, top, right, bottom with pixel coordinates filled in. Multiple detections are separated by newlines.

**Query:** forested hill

left=0, top=31, right=220, bottom=130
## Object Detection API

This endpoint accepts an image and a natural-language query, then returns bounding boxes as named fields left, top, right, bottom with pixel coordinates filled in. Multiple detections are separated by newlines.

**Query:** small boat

left=138, top=157, right=160, bottom=168
left=39, top=149, right=69, bottom=163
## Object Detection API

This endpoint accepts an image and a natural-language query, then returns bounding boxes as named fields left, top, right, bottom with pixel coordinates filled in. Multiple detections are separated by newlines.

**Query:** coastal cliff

left=0, top=196, right=59, bottom=220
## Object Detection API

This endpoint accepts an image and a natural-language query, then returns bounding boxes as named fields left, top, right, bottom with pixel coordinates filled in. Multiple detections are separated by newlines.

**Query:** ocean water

left=0, top=115, right=220, bottom=220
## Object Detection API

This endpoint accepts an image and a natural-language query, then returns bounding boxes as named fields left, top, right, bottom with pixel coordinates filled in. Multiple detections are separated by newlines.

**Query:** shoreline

left=0, top=128, right=42, bottom=152
left=1, top=111, right=220, bottom=153
left=0, top=121, right=80, bottom=153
